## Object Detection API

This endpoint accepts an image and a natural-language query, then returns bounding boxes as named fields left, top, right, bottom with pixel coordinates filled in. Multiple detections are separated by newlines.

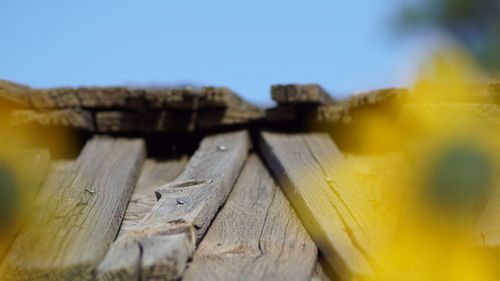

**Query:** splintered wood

left=182, top=154, right=318, bottom=281
left=118, top=158, right=188, bottom=236
left=98, top=131, right=250, bottom=281
left=0, top=137, right=145, bottom=281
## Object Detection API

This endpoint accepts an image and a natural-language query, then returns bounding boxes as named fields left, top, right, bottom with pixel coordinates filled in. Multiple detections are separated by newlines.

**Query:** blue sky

left=0, top=0, right=417, bottom=104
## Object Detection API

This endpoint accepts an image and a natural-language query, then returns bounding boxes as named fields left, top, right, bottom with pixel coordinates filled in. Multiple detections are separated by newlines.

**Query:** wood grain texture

left=182, top=154, right=318, bottom=281
left=0, top=137, right=146, bottom=281
left=259, top=132, right=379, bottom=281
left=29, top=88, right=144, bottom=109
left=118, top=158, right=188, bottom=236
left=10, top=109, right=95, bottom=130
left=0, top=80, right=31, bottom=107
left=97, top=130, right=251, bottom=281
left=0, top=150, right=51, bottom=261
left=271, top=84, right=334, bottom=105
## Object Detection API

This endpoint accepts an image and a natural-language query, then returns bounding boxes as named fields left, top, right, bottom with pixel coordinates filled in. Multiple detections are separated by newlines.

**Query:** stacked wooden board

left=0, top=81, right=263, bottom=132
left=1, top=80, right=500, bottom=281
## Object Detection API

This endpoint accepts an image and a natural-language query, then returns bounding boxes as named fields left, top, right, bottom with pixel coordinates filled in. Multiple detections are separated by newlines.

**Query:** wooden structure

left=0, top=80, right=500, bottom=281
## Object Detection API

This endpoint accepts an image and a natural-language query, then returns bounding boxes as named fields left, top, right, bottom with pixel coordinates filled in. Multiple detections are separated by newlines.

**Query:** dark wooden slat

left=118, top=158, right=188, bottom=236
left=183, top=154, right=318, bottom=281
left=196, top=107, right=263, bottom=129
left=10, top=109, right=95, bottom=130
left=97, top=131, right=251, bottom=281
left=0, top=137, right=146, bottom=281
left=95, top=111, right=169, bottom=132
left=259, top=132, right=378, bottom=281
left=271, top=84, right=334, bottom=105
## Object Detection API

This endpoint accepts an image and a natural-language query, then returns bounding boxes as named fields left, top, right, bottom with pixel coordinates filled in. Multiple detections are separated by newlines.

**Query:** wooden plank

left=96, top=111, right=169, bottom=132
left=118, top=158, right=188, bottom=236
left=196, top=107, right=263, bottom=129
left=10, top=109, right=95, bottom=131
left=97, top=130, right=251, bottom=281
left=199, top=87, right=259, bottom=110
left=143, top=88, right=198, bottom=109
left=0, top=137, right=146, bottom=281
left=259, top=132, right=380, bottom=281
left=28, top=87, right=145, bottom=109
left=0, top=150, right=51, bottom=261
left=0, top=80, right=31, bottom=107
left=271, top=84, right=334, bottom=105
left=182, top=154, right=317, bottom=281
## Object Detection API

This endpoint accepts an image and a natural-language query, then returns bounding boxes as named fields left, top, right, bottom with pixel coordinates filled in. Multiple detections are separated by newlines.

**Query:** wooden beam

left=0, top=137, right=146, bottom=281
left=271, top=84, right=334, bottom=105
left=259, top=132, right=380, bottom=281
left=182, top=154, right=318, bottom=281
left=97, top=130, right=251, bottom=281
left=10, top=109, right=95, bottom=131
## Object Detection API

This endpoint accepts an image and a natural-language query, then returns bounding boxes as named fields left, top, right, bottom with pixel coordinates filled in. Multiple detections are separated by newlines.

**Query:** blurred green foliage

left=397, top=0, right=500, bottom=75
left=426, top=143, right=493, bottom=212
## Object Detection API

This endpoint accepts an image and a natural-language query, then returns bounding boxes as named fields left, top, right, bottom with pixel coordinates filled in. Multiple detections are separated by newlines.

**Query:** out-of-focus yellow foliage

left=334, top=47, right=500, bottom=280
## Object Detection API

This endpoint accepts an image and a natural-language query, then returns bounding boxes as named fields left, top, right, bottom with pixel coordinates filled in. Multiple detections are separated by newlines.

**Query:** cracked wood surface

left=259, top=132, right=380, bottom=281
left=0, top=137, right=145, bottom=281
left=182, top=154, right=318, bottom=281
left=118, top=158, right=188, bottom=236
left=97, top=130, right=251, bottom=281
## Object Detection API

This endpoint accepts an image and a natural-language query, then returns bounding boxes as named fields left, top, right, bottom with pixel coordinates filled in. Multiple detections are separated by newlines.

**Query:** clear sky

left=0, top=0, right=417, bottom=104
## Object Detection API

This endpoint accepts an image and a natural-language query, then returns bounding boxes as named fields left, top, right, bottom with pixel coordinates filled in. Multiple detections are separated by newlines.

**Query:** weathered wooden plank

left=95, top=111, right=170, bottom=132
left=97, top=130, right=251, bottom=281
left=0, top=80, right=31, bottom=107
left=347, top=88, right=408, bottom=109
left=28, top=87, right=145, bottom=109
left=118, top=158, right=188, bottom=236
left=10, top=109, right=95, bottom=130
left=271, top=84, right=334, bottom=105
left=259, top=132, right=380, bottom=281
left=182, top=154, right=317, bottom=281
left=143, top=88, right=198, bottom=109
left=196, top=107, right=263, bottom=129
left=199, top=87, right=260, bottom=110
left=0, top=137, right=146, bottom=281
left=0, top=150, right=51, bottom=261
